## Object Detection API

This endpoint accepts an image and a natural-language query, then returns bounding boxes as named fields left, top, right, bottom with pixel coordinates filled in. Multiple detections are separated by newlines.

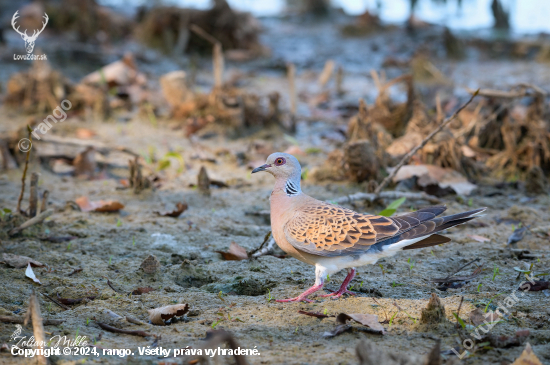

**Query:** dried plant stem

left=41, top=292, right=69, bottom=310
left=336, top=65, right=344, bottom=95
left=249, top=230, right=272, bottom=256
left=9, top=209, right=53, bottom=236
left=287, top=63, right=297, bottom=132
left=318, top=59, right=335, bottom=88
left=40, top=190, right=49, bottom=213
left=26, top=291, right=47, bottom=365
left=374, top=90, right=479, bottom=195
left=189, top=24, right=223, bottom=88
left=29, top=172, right=40, bottom=217
left=213, top=42, right=224, bottom=88
left=16, top=126, right=33, bottom=214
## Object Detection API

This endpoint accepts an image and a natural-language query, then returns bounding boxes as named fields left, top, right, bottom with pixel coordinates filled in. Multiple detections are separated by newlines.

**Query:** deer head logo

left=12, top=10, right=48, bottom=54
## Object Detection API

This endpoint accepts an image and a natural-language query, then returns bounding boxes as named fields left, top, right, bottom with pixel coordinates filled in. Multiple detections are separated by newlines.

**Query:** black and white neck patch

left=285, top=180, right=300, bottom=196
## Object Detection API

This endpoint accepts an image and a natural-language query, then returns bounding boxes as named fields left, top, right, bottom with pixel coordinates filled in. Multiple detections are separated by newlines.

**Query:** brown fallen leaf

left=75, top=196, right=124, bottom=213
left=511, top=343, right=542, bottom=365
left=75, top=128, right=96, bottom=139
left=469, top=307, right=499, bottom=326
left=140, top=255, right=161, bottom=274
left=155, top=202, right=188, bottom=218
left=131, top=287, right=155, bottom=295
left=337, top=313, right=385, bottom=334
left=391, top=164, right=477, bottom=196
left=215, top=242, right=248, bottom=261
left=467, top=234, right=490, bottom=243
left=3, top=253, right=44, bottom=268
left=519, top=280, right=549, bottom=291
left=148, top=304, right=189, bottom=325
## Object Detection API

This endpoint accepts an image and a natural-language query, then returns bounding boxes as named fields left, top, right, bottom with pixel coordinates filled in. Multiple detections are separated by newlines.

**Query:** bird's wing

left=284, top=202, right=449, bottom=257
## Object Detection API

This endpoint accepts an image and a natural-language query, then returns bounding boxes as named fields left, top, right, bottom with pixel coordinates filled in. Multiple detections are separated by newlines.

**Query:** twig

left=374, top=90, right=479, bottom=195
left=126, top=316, right=146, bottom=325
left=189, top=24, right=219, bottom=45
left=67, top=268, right=82, bottom=276
left=16, top=125, right=33, bottom=214
left=444, top=259, right=480, bottom=280
left=8, top=209, right=53, bottom=236
left=41, top=292, right=69, bottom=310
left=372, top=298, right=389, bottom=323
left=29, top=172, right=40, bottom=218
left=467, top=87, right=545, bottom=99
left=456, top=296, right=464, bottom=320
left=249, top=231, right=272, bottom=256
left=331, top=191, right=441, bottom=205
left=40, top=190, right=49, bottom=213
left=0, top=315, right=63, bottom=325
left=107, top=280, right=123, bottom=294
left=96, top=322, right=151, bottom=337
left=27, top=291, right=47, bottom=365
left=251, top=238, right=276, bottom=258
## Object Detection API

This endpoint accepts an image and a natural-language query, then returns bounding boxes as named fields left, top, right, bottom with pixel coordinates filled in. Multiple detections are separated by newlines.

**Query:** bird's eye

left=274, top=157, right=286, bottom=166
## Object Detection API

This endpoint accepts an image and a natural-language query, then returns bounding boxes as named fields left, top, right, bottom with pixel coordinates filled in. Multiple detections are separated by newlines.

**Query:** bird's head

left=252, top=152, right=302, bottom=181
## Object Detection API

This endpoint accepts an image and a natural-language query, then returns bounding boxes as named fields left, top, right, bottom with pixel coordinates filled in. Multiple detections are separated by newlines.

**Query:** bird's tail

left=372, top=207, right=486, bottom=253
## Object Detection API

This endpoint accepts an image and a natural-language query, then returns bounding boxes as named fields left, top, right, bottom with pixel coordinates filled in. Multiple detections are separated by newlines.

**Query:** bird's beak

left=251, top=164, right=270, bottom=174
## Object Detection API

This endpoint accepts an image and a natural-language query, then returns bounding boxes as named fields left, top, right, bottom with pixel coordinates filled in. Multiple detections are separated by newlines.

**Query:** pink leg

left=320, top=268, right=356, bottom=298
left=276, top=283, right=324, bottom=303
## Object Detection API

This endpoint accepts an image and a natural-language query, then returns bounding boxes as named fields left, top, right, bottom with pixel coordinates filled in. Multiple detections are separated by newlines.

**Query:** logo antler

left=12, top=10, right=49, bottom=54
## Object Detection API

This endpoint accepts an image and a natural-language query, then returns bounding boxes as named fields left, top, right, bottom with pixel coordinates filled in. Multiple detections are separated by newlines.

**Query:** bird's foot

left=320, top=288, right=356, bottom=298
left=275, top=283, right=323, bottom=303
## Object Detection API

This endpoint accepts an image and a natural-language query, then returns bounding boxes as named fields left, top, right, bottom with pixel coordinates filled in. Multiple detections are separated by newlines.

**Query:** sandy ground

left=0, top=114, right=549, bottom=365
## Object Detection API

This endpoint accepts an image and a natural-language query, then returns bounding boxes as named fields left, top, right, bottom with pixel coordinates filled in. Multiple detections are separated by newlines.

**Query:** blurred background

left=1, top=0, right=550, bottom=186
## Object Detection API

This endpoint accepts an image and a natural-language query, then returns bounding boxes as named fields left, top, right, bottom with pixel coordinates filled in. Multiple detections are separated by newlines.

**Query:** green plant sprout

left=378, top=197, right=406, bottom=217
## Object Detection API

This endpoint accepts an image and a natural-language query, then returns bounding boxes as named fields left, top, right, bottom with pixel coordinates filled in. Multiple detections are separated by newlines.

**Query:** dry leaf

left=215, top=242, right=248, bottom=261
left=131, top=287, right=155, bottom=295
left=140, top=255, right=161, bottom=274
left=155, top=202, right=188, bottom=218
left=3, top=253, right=44, bottom=268
left=25, top=263, right=41, bottom=284
left=336, top=313, right=385, bottom=334
left=391, top=164, right=477, bottom=196
left=148, top=304, right=189, bottom=325
left=75, top=196, right=124, bottom=212
left=469, top=307, right=499, bottom=326
left=519, top=280, right=550, bottom=291
left=467, top=234, right=490, bottom=243
left=511, top=343, right=543, bottom=365
left=75, top=128, right=96, bottom=139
